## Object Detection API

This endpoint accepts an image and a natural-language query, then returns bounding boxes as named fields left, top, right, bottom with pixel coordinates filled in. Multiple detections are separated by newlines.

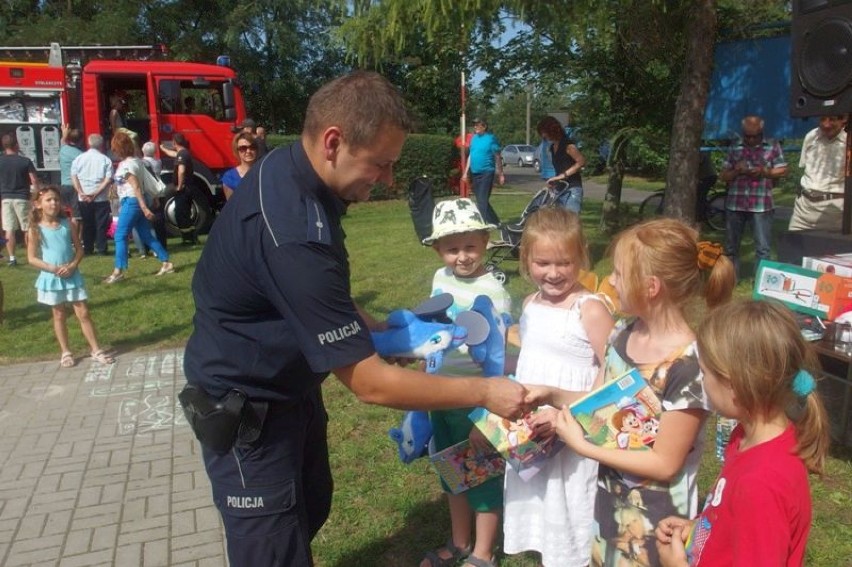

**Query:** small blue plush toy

left=371, top=308, right=467, bottom=372
left=387, top=410, right=434, bottom=464
left=461, top=295, right=513, bottom=378
left=374, top=296, right=511, bottom=464
left=372, top=308, right=468, bottom=463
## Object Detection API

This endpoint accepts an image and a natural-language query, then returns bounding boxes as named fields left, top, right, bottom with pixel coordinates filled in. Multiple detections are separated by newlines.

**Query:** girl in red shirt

left=655, top=300, right=830, bottom=566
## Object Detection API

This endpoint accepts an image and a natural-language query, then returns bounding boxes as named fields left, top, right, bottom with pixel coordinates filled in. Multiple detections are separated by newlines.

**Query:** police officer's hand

left=482, top=377, right=528, bottom=420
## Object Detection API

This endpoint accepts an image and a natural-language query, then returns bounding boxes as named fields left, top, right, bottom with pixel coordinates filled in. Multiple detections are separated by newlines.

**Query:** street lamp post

left=460, top=69, right=469, bottom=197
left=525, top=84, right=532, bottom=145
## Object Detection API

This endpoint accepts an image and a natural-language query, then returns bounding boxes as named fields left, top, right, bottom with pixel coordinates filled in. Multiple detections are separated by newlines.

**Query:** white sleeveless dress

left=503, top=294, right=604, bottom=567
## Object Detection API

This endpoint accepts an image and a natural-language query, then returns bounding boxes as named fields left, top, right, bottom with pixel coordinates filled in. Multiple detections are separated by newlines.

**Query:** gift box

left=754, top=259, right=852, bottom=320
left=802, top=253, right=852, bottom=278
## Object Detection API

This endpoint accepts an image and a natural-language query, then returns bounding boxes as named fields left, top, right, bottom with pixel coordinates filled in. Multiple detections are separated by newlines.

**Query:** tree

left=339, top=0, right=791, bottom=231
left=336, top=8, right=500, bottom=134
left=664, top=0, right=717, bottom=221
left=339, top=1, right=702, bottom=231
left=139, top=0, right=351, bottom=133
left=0, top=1, right=144, bottom=45
left=2, top=0, right=791, bottom=183
left=0, top=0, right=352, bottom=134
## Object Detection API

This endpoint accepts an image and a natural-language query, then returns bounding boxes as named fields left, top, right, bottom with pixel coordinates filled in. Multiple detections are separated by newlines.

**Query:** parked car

left=501, top=144, right=536, bottom=167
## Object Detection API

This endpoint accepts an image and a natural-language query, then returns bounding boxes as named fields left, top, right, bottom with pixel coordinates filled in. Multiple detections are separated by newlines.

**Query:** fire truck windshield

left=158, top=79, right=229, bottom=120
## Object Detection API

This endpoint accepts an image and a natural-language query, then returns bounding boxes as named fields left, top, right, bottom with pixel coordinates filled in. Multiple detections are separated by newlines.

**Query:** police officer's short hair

left=303, top=71, right=412, bottom=149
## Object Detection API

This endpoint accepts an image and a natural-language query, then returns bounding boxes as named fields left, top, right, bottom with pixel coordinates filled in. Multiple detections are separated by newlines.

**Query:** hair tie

left=792, top=370, right=816, bottom=397
left=697, top=241, right=723, bottom=271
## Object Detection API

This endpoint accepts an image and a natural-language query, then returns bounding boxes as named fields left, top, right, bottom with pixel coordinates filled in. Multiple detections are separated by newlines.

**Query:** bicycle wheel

left=638, top=192, right=665, bottom=220
left=705, top=191, right=727, bottom=232
left=485, top=263, right=508, bottom=284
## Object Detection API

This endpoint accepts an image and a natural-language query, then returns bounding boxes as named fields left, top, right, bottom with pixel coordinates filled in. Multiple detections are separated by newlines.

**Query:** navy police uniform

left=183, top=141, right=376, bottom=566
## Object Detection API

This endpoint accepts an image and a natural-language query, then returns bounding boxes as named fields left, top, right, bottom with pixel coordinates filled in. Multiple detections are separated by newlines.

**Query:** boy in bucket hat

left=420, top=197, right=511, bottom=567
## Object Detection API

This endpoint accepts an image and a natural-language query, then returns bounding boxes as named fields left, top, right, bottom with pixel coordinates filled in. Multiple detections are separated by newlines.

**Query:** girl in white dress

left=503, top=207, right=614, bottom=566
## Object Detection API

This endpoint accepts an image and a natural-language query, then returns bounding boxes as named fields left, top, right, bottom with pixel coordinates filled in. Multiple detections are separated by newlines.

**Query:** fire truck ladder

left=0, top=43, right=167, bottom=66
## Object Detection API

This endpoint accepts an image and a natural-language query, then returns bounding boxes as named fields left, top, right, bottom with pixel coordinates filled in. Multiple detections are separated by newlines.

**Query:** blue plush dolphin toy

left=371, top=308, right=468, bottom=372
left=372, top=307, right=468, bottom=463
left=463, top=295, right=513, bottom=378
left=374, top=295, right=512, bottom=464
left=387, top=410, right=434, bottom=464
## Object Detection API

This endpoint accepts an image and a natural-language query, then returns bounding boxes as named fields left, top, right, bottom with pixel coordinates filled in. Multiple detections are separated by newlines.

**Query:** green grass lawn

left=0, top=193, right=849, bottom=566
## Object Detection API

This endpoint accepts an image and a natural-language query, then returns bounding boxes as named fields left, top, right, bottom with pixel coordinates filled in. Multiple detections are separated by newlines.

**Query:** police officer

left=159, top=133, right=197, bottom=244
left=181, top=71, right=528, bottom=567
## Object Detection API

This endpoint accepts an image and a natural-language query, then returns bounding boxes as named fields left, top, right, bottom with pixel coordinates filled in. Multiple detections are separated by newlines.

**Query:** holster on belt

left=178, top=384, right=267, bottom=453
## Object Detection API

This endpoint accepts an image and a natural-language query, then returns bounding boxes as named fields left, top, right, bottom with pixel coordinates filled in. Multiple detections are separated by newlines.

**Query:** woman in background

left=537, top=115, right=586, bottom=213
left=222, top=132, right=258, bottom=201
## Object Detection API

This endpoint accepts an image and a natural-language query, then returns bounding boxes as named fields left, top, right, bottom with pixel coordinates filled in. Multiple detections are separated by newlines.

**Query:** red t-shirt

left=686, top=424, right=811, bottom=566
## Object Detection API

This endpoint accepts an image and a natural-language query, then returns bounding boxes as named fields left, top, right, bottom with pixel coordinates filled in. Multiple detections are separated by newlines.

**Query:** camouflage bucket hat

left=422, top=198, right=496, bottom=245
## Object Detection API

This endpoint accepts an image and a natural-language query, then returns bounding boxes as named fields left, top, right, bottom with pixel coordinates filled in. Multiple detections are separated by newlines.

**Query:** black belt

left=801, top=189, right=841, bottom=202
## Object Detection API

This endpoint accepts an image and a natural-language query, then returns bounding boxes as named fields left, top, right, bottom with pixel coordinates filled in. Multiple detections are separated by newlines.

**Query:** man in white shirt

left=788, top=115, right=849, bottom=231
left=71, top=133, right=113, bottom=255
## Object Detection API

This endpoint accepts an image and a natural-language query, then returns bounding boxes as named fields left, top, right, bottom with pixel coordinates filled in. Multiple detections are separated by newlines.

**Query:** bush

left=386, top=134, right=458, bottom=198
left=266, top=134, right=458, bottom=200
left=267, top=134, right=299, bottom=148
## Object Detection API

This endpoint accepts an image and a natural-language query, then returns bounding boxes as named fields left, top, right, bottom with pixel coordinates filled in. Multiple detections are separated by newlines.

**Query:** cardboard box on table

left=753, top=259, right=852, bottom=320
left=802, top=253, right=852, bottom=278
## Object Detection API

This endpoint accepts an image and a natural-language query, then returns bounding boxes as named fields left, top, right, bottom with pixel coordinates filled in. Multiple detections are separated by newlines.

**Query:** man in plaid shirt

left=719, top=115, right=788, bottom=280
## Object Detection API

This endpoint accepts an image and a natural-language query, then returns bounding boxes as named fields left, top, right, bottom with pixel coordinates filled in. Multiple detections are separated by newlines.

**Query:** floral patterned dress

left=591, top=319, right=709, bottom=567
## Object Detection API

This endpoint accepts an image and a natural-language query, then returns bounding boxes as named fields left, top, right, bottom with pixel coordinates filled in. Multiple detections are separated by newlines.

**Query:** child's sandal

left=59, top=352, right=75, bottom=368
left=421, top=538, right=472, bottom=567
left=91, top=350, right=115, bottom=364
left=462, top=556, right=499, bottom=567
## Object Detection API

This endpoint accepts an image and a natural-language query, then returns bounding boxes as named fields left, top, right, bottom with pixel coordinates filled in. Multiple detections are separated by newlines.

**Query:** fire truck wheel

left=163, top=189, right=213, bottom=237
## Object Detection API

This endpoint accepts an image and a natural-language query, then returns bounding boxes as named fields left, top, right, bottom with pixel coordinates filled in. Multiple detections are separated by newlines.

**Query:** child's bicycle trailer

left=485, top=180, right=575, bottom=284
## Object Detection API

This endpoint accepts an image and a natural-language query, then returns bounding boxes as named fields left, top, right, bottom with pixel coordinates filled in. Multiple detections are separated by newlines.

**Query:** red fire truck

left=0, top=43, right=248, bottom=234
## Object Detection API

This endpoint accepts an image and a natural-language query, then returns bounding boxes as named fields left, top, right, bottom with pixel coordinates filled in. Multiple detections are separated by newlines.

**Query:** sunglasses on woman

left=237, top=144, right=257, bottom=153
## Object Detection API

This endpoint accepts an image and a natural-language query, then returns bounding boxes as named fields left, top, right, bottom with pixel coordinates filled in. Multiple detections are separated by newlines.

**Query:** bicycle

left=638, top=185, right=727, bottom=232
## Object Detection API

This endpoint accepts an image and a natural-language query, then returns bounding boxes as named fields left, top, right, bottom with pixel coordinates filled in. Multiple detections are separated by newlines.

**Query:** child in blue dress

left=27, top=186, right=114, bottom=368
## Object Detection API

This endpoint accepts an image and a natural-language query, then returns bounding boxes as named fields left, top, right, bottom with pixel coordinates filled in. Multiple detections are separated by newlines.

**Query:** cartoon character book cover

left=469, top=407, right=564, bottom=481
left=569, top=368, right=663, bottom=450
left=429, top=440, right=506, bottom=494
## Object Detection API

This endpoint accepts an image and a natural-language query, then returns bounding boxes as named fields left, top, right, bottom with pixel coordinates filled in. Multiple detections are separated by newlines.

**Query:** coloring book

left=569, top=368, right=663, bottom=450
left=429, top=440, right=505, bottom=494
left=468, top=407, right=564, bottom=481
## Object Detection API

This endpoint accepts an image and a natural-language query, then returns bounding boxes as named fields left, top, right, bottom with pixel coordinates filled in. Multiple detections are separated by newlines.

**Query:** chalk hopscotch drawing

left=117, top=394, right=187, bottom=435
left=84, top=361, right=116, bottom=383
left=91, top=380, right=163, bottom=398
left=87, top=351, right=188, bottom=435
left=90, top=352, right=183, bottom=397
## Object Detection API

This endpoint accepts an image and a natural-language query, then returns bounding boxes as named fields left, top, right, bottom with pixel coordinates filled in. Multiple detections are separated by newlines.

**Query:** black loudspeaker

left=790, top=0, right=852, bottom=117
